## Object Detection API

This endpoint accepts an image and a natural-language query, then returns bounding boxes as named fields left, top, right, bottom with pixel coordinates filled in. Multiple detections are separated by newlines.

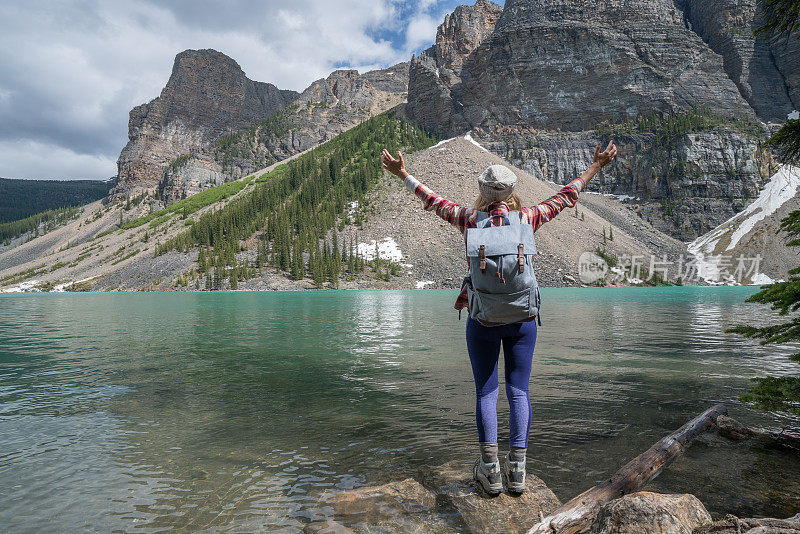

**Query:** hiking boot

left=473, top=457, right=503, bottom=495
left=503, top=453, right=526, bottom=493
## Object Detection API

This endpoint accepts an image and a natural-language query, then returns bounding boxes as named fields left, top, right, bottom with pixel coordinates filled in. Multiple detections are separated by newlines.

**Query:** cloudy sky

left=0, top=0, right=501, bottom=181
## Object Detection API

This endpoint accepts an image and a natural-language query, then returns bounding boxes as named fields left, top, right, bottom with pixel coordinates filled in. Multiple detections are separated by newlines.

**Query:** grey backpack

left=464, top=211, right=541, bottom=325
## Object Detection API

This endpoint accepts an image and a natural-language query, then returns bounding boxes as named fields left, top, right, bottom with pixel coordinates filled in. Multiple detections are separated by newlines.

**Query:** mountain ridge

left=111, top=49, right=410, bottom=201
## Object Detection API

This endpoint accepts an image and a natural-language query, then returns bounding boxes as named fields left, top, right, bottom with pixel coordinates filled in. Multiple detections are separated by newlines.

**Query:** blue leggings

left=466, top=316, right=537, bottom=448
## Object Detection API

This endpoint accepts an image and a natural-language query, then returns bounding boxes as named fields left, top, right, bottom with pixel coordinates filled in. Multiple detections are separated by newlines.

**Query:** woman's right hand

left=382, top=149, right=409, bottom=179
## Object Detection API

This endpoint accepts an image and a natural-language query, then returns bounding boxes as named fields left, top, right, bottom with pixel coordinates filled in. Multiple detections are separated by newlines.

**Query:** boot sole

left=473, top=459, right=502, bottom=495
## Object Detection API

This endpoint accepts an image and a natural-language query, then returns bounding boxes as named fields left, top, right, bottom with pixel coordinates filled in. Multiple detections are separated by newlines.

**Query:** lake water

left=1, top=287, right=799, bottom=532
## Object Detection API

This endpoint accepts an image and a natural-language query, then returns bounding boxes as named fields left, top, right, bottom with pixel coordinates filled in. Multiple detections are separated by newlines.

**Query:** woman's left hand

left=382, top=149, right=409, bottom=179
left=593, top=140, right=618, bottom=168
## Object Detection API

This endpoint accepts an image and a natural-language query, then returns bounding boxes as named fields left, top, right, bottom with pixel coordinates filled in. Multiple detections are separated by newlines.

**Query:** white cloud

left=405, top=12, right=440, bottom=52
left=0, top=0, right=441, bottom=180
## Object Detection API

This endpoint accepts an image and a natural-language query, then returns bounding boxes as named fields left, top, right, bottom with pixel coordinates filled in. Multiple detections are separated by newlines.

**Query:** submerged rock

left=314, top=477, right=449, bottom=533
left=309, top=460, right=560, bottom=533
left=694, top=513, right=800, bottom=533
left=589, top=491, right=712, bottom=534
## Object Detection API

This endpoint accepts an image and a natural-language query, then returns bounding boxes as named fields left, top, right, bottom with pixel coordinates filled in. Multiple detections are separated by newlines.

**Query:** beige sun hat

left=477, top=164, right=518, bottom=202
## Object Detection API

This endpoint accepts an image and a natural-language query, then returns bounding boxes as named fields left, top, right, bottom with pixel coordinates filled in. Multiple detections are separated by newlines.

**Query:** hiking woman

left=381, top=140, right=617, bottom=495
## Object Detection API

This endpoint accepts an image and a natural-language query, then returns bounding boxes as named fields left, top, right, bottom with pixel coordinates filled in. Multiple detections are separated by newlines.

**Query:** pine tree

left=725, top=0, right=800, bottom=419
left=198, top=248, right=207, bottom=272
left=229, top=267, right=239, bottom=290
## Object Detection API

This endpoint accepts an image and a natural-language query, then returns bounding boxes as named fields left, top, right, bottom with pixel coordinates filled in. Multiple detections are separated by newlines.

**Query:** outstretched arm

left=526, top=140, right=617, bottom=231
left=381, top=148, right=476, bottom=232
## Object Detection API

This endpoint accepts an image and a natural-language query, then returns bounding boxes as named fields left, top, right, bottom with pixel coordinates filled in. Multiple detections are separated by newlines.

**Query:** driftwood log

left=527, top=404, right=728, bottom=534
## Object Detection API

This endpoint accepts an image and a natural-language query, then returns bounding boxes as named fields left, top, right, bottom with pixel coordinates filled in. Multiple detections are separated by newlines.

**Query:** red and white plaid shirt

left=403, top=173, right=588, bottom=310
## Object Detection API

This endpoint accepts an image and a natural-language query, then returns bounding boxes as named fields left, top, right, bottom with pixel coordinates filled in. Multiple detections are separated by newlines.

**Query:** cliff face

left=675, top=0, right=798, bottom=122
left=112, top=49, right=298, bottom=197
left=407, top=0, right=798, bottom=136
left=406, top=0, right=797, bottom=239
left=481, top=126, right=774, bottom=240
left=112, top=50, right=409, bottom=201
left=406, top=0, right=502, bottom=136
left=182, top=63, right=410, bottom=188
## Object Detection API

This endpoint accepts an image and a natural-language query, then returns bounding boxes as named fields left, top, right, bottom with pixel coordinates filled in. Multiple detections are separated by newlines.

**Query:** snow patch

left=750, top=272, right=781, bottom=285
left=688, top=165, right=800, bottom=284
left=464, top=131, right=490, bottom=153
left=51, top=277, right=97, bottom=292
left=415, top=280, right=434, bottom=289
left=434, top=68, right=440, bottom=79
left=726, top=165, right=800, bottom=251
left=0, top=279, right=41, bottom=293
left=356, top=237, right=404, bottom=262
left=430, top=136, right=459, bottom=150
left=585, top=191, right=640, bottom=201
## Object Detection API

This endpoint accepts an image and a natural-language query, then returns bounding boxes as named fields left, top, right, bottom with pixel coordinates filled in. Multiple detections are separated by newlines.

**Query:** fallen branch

left=527, top=404, right=728, bottom=534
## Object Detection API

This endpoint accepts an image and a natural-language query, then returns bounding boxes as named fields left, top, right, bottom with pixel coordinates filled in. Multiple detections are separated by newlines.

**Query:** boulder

left=315, top=477, right=450, bottom=533
left=304, top=519, right=355, bottom=534
left=420, top=460, right=561, bottom=534
left=589, top=491, right=712, bottom=534
left=310, top=459, right=561, bottom=533
left=694, top=513, right=800, bottom=534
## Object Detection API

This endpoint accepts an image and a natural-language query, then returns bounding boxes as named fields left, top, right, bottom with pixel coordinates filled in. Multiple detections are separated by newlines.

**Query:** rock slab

left=589, top=491, right=712, bottom=534
left=309, top=459, right=560, bottom=533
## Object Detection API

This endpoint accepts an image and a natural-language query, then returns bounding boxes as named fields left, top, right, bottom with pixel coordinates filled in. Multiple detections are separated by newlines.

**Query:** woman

left=381, top=140, right=617, bottom=495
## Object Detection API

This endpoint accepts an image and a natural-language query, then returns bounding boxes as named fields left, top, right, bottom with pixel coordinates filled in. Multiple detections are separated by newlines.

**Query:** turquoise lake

left=1, top=287, right=799, bottom=532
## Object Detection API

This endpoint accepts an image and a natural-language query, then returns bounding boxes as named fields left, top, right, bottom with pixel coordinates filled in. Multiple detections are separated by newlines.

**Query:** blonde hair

left=473, top=192, right=521, bottom=211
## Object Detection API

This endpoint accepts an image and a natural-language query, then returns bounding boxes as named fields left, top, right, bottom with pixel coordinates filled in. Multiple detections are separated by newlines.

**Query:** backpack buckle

left=479, top=245, right=486, bottom=273
left=518, top=243, right=524, bottom=273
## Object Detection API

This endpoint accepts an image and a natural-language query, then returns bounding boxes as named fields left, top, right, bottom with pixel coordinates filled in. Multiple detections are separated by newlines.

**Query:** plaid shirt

left=403, top=173, right=588, bottom=310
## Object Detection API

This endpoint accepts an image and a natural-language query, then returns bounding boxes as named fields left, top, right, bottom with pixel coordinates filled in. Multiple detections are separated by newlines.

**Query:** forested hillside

left=0, top=178, right=112, bottom=223
left=155, top=112, right=437, bottom=288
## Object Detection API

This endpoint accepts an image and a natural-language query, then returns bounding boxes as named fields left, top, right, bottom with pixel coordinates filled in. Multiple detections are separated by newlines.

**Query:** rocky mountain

left=407, top=0, right=797, bottom=135
left=111, top=49, right=298, bottom=198
left=479, top=117, right=776, bottom=241
left=406, top=0, right=798, bottom=240
left=111, top=49, right=409, bottom=203
left=0, top=115, right=692, bottom=293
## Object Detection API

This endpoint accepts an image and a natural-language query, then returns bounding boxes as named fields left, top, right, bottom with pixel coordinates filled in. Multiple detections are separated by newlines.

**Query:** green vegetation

left=213, top=106, right=297, bottom=173
left=163, top=154, right=190, bottom=176
left=157, top=111, right=437, bottom=288
left=594, top=106, right=763, bottom=145
left=727, top=207, right=800, bottom=415
left=725, top=0, right=800, bottom=419
left=64, top=280, right=92, bottom=292
left=765, top=119, right=800, bottom=164
left=0, top=177, right=111, bottom=223
left=594, top=246, right=617, bottom=268
left=120, top=175, right=254, bottom=230
left=753, top=0, right=799, bottom=41
left=0, top=264, right=48, bottom=286
left=0, top=206, right=82, bottom=243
